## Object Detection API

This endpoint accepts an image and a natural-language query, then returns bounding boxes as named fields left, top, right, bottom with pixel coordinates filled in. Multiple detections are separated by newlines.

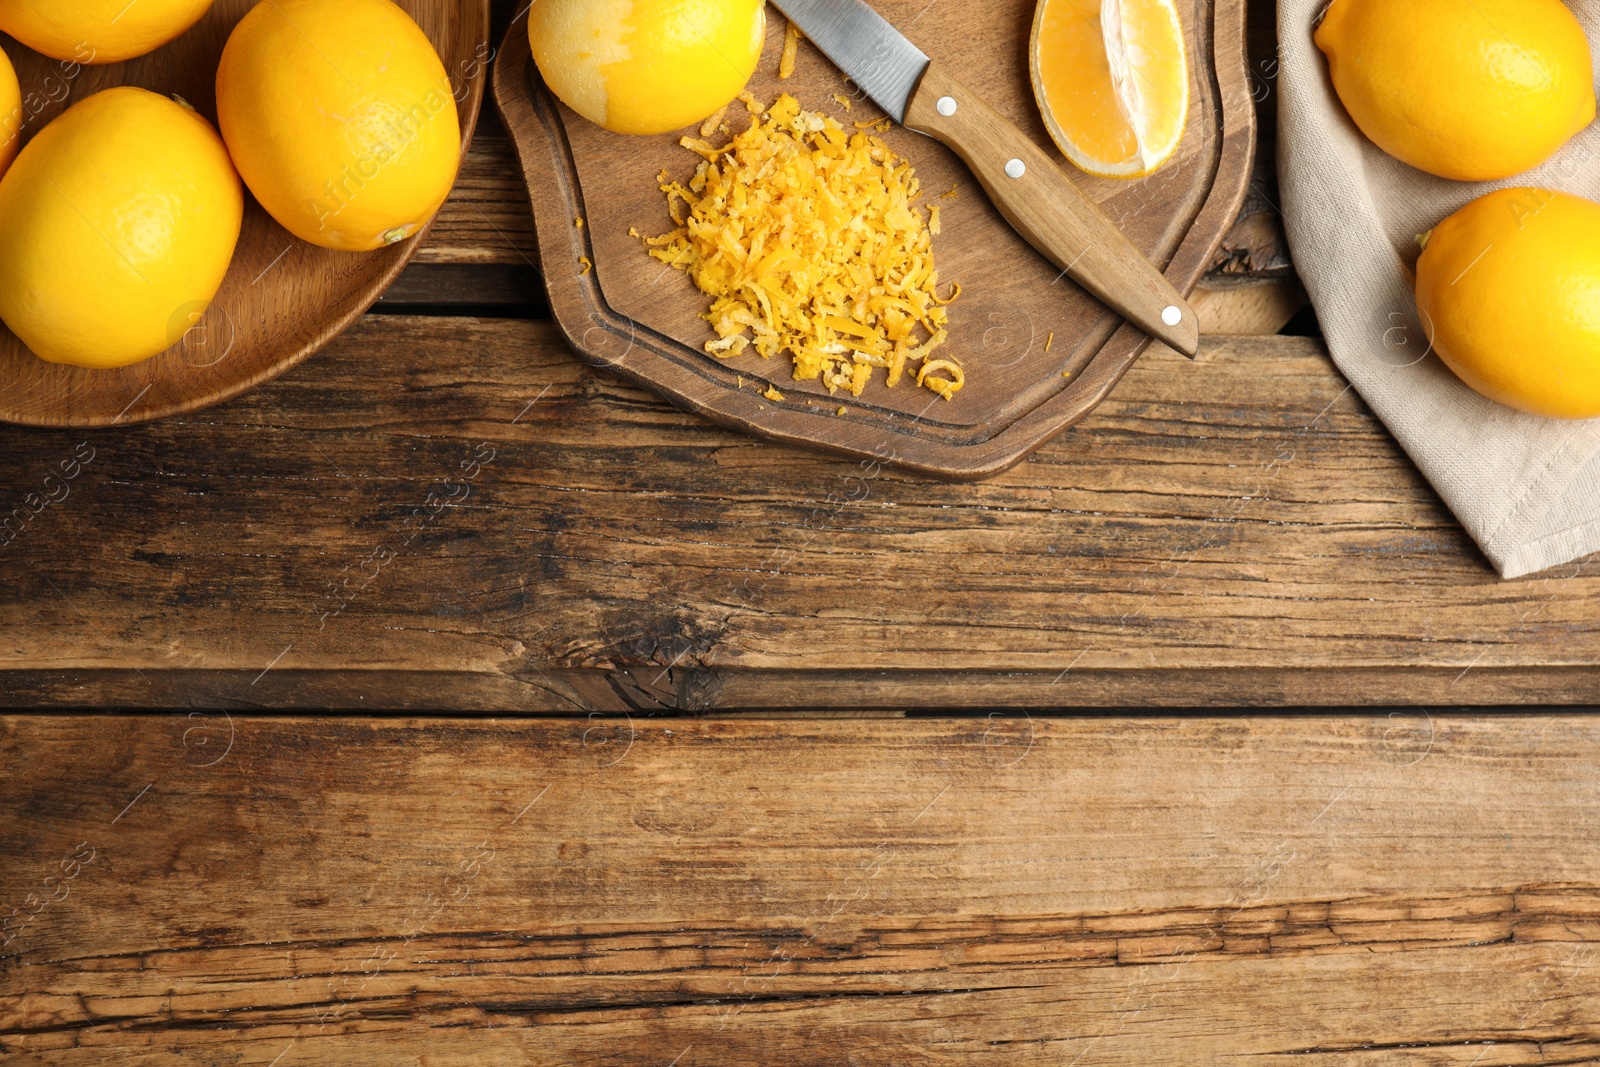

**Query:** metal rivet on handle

left=936, top=96, right=957, bottom=116
left=1161, top=305, right=1183, bottom=326
left=1005, top=158, right=1026, bottom=179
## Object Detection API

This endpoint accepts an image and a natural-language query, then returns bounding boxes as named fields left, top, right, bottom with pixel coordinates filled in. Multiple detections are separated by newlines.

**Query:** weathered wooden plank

left=0, top=318, right=1597, bottom=708
left=1, top=716, right=1597, bottom=1063
left=415, top=122, right=542, bottom=269
left=1, top=667, right=1599, bottom=711
left=1193, top=279, right=1308, bottom=335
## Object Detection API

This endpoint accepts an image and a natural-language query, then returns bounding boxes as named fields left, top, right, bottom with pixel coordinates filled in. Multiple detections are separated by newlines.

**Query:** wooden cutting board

left=0, top=0, right=490, bottom=429
left=496, top=0, right=1253, bottom=479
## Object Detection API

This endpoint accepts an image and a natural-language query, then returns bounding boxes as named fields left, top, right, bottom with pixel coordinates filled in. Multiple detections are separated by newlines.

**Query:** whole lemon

left=529, top=0, right=766, bottom=136
left=1315, top=0, right=1595, bottom=181
left=0, top=0, right=214, bottom=64
left=1416, top=188, right=1600, bottom=419
left=0, top=45, right=19, bottom=178
left=216, top=0, right=461, bottom=252
left=0, top=87, right=242, bottom=368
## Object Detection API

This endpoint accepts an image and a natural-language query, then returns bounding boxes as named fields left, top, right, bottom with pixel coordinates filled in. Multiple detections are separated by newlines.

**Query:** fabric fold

left=1276, top=0, right=1600, bottom=578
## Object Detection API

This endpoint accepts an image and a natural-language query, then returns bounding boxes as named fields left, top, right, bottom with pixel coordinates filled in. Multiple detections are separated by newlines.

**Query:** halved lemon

left=1030, top=0, right=1190, bottom=179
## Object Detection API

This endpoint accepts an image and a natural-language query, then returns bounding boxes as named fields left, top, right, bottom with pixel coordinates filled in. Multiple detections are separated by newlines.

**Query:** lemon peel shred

left=779, top=21, right=801, bottom=79
left=699, top=105, right=729, bottom=139
left=853, top=117, right=894, bottom=133
left=641, top=93, right=961, bottom=401
left=578, top=256, right=592, bottom=276
left=764, top=385, right=785, bottom=401
left=918, top=359, right=965, bottom=401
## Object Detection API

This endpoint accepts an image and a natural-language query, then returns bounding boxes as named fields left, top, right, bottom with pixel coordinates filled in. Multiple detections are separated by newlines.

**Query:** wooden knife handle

left=903, top=62, right=1199, bottom=357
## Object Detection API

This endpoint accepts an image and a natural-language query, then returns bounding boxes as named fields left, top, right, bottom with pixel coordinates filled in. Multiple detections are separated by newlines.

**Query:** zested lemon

left=1316, top=0, right=1595, bottom=181
left=0, top=87, right=243, bottom=369
left=215, top=0, right=462, bottom=252
left=528, top=0, right=767, bottom=136
left=0, top=0, right=215, bottom=64
left=1030, top=0, right=1190, bottom=178
left=1416, top=188, right=1600, bottom=419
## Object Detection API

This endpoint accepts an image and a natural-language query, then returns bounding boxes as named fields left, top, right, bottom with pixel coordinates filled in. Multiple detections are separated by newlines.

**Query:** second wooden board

left=496, top=0, right=1254, bottom=479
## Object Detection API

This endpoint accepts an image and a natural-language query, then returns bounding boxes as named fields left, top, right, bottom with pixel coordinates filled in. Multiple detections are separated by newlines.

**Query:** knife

left=769, top=0, right=1200, bottom=358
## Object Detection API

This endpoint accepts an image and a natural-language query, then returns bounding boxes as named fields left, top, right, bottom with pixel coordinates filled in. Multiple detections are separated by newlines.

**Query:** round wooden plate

left=0, top=0, right=490, bottom=428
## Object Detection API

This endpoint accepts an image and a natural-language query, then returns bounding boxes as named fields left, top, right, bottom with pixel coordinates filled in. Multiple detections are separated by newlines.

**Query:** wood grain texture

left=1, top=317, right=1597, bottom=710
left=409, top=123, right=542, bottom=269
left=2, top=715, right=1599, bottom=1063
left=0, top=0, right=492, bottom=429
left=1192, top=278, right=1308, bottom=334
left=496, top=0, right=1255, bottom=478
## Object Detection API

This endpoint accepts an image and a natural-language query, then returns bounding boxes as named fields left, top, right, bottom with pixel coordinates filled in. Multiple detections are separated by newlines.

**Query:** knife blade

left=769, top=0, right=1200, bottom=357
left=769, top=0, right=929, bottom=122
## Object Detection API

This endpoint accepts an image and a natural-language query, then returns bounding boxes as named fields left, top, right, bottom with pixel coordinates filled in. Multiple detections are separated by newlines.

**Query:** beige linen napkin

left=1277, top=0, right=1600, bottom=578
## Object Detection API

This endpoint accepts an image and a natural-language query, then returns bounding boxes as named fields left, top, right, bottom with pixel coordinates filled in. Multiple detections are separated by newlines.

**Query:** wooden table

left=1, top=1, right=1595, bottom=710
left=5, top=715, right=1600, bottom=1064
left=2, top=0, right=1597, bottom=709
left=4, top=2, right=1600, bottom=1060
left=0, top=81, right=1593, bottom=710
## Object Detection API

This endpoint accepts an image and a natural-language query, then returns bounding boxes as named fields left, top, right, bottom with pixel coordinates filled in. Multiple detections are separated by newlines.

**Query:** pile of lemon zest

left=1045, top=331, right=1054, bottom=352
left=917, top=358, right=965, bottom=400
left=832, top=93, right=853, bottom=111
left=578, top=256, right=592, bottom=276
left=763, top=385, right=785, bottom=401
left=779, top=20, right=801, bottom=79
left=639, top=93, right=961, bottom=401
left=700, top=105, right=729, bottom=138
